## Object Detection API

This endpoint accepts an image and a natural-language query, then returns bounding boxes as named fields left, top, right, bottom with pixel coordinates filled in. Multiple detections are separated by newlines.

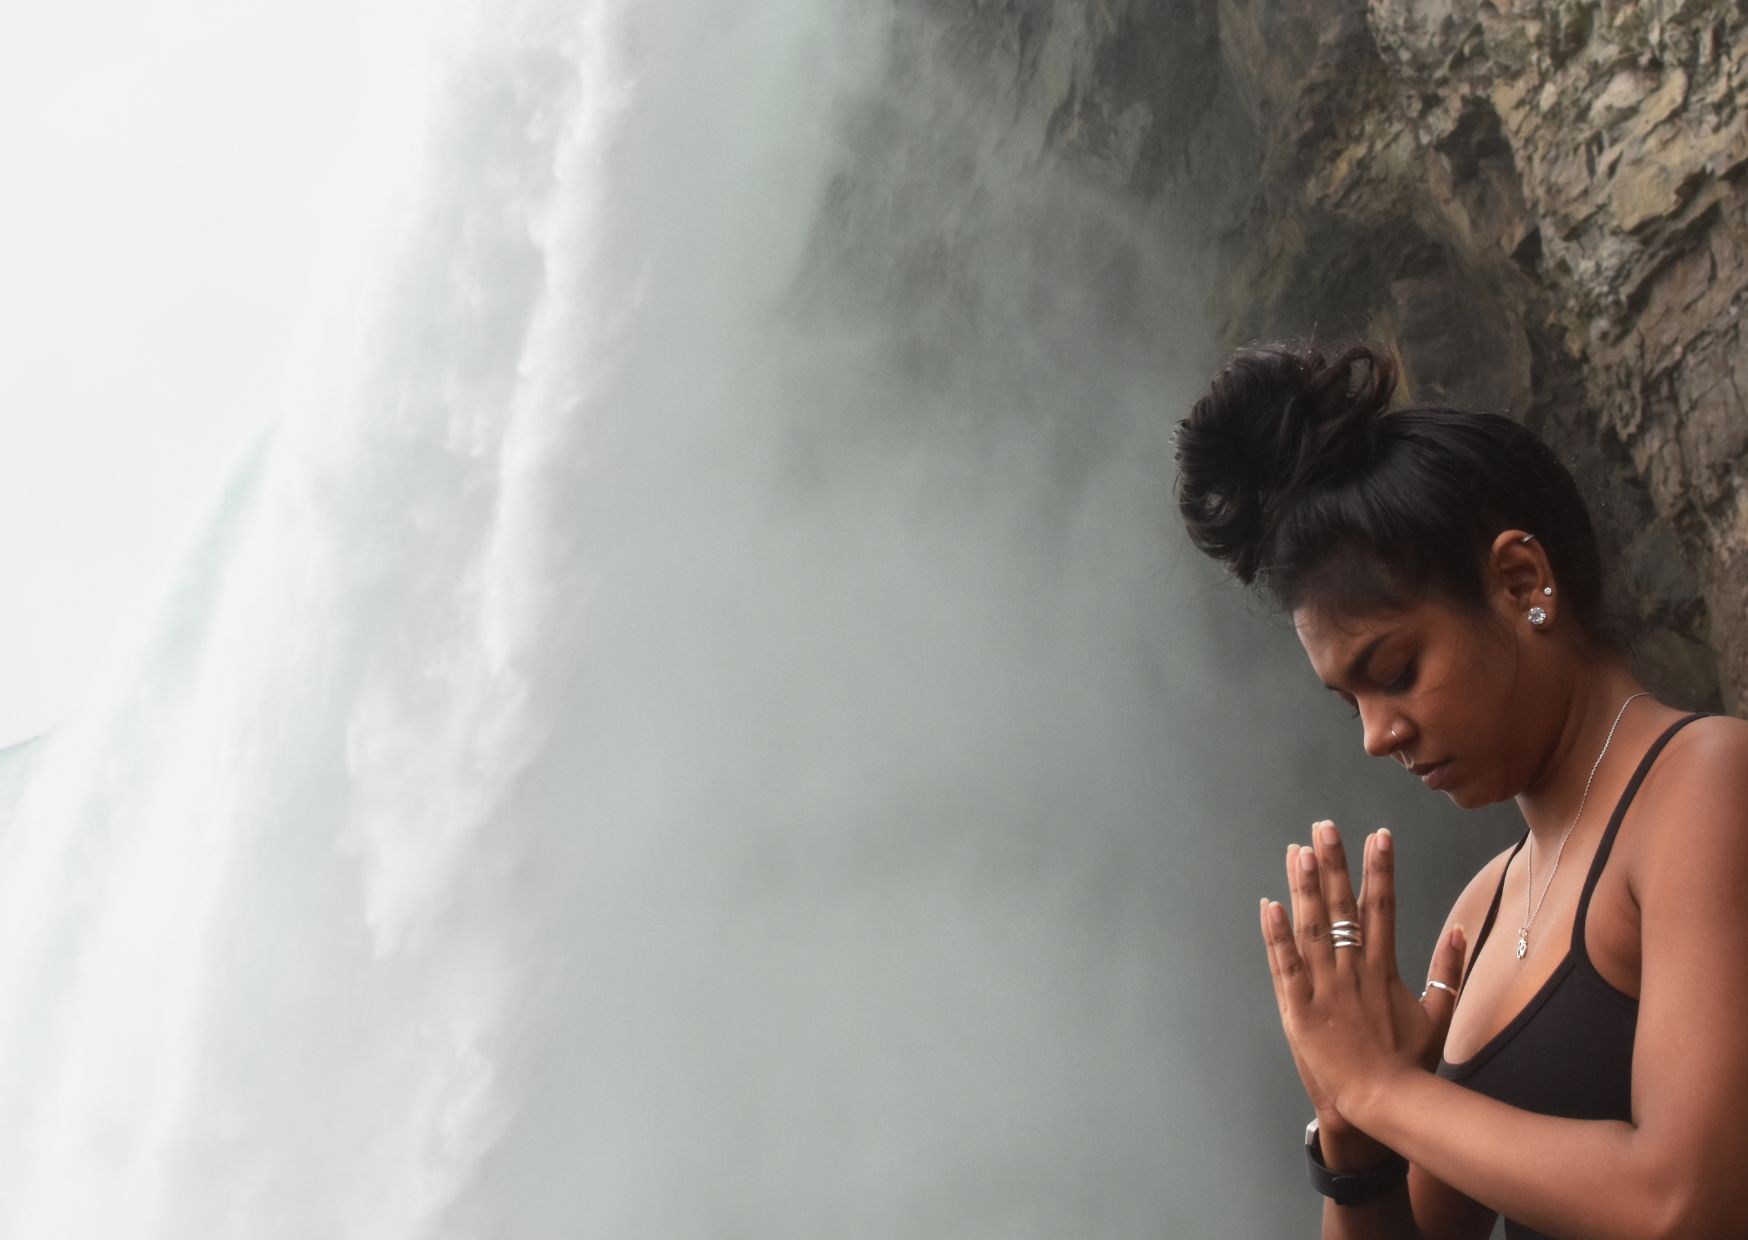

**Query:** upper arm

left=1629, top=717, right=1748, bottom=1224
left=1407, top=850, right=1513, bottom=1240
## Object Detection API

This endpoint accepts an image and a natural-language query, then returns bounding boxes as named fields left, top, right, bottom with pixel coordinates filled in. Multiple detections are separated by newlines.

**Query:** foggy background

left=0, top=1, right=1522, bottom=1234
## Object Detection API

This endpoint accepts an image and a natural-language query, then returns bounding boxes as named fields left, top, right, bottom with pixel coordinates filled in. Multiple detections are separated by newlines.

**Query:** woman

left=1174, top=343, right=1748, bottom=1239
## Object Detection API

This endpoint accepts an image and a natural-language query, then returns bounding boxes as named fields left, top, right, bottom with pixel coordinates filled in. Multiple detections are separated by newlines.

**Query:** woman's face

left=1293, top=592, right=1549, bottom=809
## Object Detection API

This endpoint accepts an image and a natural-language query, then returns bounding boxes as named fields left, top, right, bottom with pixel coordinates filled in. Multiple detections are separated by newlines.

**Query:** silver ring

left=1420, top=979, right=1456, bottom=1000
left=1333, top=939, right=1364, bottom=950
left=1331, top=920, right=1361, bottom=931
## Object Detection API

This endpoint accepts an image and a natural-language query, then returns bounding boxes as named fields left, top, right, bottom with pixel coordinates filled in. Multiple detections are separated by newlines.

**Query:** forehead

left=1292, top=603, right=1415, bottom=684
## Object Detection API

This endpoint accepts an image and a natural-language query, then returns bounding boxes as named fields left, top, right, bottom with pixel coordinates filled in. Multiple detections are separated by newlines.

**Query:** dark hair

left=1174, top=341, right=1621, bottom=653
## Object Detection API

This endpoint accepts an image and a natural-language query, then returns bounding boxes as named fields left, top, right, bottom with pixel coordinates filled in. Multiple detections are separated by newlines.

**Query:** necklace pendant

left=1516, top=928, right=1529, bottom=960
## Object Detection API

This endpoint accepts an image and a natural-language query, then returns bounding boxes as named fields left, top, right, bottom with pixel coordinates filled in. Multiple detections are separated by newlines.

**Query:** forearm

left=1350, top=1071, right=1669, bottom=1239
left=1317, top=1123, right=1420, bottom=1240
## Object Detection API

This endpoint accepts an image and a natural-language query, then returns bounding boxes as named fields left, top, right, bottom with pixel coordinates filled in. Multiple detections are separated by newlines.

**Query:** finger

left=1261, top=898, right=1296, bottom=1034
left=1266, top=898, right=1312, bottom=1008
left=1286, top=844, right=1310, bottom=966
left=1286, top=843, right=1303, bottom=949
left=1290, top=838, right=1336, bottom=974
left=1312, top=820, right=1363, bottom=969
left=1261, top=898, right=1286, bottom=1005
left=1420, top=924, right=1467, bottom=1040
left=1361, top=826, right=1401, bottom=979
left=1263, top=899, right=1335, bottom=1109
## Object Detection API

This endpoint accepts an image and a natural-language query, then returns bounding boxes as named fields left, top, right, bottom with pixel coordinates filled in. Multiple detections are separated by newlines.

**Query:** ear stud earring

left=1528, top=607, right=1548, bottom=626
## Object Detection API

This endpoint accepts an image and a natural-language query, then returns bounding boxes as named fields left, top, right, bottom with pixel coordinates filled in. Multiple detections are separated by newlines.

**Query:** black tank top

left=1434, top=712, right=1711, bottom=1240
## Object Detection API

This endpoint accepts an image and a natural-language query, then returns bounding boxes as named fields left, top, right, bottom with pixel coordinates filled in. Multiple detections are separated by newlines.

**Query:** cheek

left=1421, top=660, right=1515, bottom=769
left=1440, top=634, right=1519, bottom=724
left=1447, top=697, right=1529, bottom=805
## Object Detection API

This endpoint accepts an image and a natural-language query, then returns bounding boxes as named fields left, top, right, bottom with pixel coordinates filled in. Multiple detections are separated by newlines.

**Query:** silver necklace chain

left=1516, top=691, right=1651, bottom=961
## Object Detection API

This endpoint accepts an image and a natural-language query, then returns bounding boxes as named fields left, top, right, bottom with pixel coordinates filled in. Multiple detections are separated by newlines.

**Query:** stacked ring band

left=1422, top=979, right=1456, bottom=998
left=1331, top=919, right=1364, bottom=950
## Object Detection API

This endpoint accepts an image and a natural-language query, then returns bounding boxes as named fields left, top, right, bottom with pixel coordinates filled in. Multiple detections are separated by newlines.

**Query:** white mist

left=0, top=2, right=1468, bottom=1235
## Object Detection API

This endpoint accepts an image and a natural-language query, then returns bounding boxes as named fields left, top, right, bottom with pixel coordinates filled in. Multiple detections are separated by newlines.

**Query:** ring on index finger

left=1420, top=978, right=1456, bottom=1000
left=1331, top=919, right=1364, bottom=950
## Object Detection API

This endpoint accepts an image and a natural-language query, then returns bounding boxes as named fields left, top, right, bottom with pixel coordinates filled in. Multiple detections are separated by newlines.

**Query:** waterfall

left=0, top=2, right=1501, bottom=1234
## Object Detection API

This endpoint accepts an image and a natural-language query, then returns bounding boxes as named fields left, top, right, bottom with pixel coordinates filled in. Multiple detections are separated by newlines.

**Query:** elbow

left=1642, top=1168, right=1748, bottom=1240
left=1650, top=1202, right=1744, bottom=1240
left=1643, top=1194, right=1686, bottom=1240
left=1648, top=1202, right=1724, bottom=1240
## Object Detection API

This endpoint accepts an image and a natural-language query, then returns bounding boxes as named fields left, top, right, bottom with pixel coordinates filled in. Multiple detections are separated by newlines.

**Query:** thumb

left=1420, top=925, right=1467, bottom=1038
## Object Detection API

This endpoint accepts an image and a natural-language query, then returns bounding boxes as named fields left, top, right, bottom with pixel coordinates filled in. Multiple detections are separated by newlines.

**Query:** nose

left=1359, top=704, right=1404, bottom=760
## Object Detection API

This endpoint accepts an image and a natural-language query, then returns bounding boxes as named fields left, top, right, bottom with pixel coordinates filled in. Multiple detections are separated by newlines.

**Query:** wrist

left=1336, top=1060, right=1420, bottom=1136
left=1316, top=1122, right=1394, bottom=1172
left=1306, top=1117, right=1408, bottom=1207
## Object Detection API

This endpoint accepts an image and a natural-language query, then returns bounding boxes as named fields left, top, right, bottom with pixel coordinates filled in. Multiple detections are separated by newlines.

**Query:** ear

left=1488, top=529, right=1555, bottom=623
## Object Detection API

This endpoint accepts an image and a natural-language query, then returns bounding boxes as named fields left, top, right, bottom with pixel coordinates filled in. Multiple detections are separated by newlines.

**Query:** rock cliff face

left=920, top=0, right=1747, bottom=709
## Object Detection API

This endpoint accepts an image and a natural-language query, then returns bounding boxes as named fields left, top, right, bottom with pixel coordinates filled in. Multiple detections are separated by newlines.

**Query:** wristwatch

left=1305, top=1117, right=1409, bottom=1206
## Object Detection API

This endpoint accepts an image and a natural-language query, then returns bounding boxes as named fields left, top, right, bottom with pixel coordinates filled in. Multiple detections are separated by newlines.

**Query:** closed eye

left=1345, top=662, right=1417, bottom=718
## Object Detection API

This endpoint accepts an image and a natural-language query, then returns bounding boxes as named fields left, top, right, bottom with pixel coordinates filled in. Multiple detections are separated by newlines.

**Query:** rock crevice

left=962, top=0, right=1747, bottom=707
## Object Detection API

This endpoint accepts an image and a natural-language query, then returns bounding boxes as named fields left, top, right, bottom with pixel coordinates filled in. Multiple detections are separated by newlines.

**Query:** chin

left=1444, top=776, right=1509, bottom=811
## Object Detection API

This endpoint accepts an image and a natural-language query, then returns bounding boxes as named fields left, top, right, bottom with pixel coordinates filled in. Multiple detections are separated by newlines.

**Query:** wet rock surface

left=926, top=0, right=1745, bottom=708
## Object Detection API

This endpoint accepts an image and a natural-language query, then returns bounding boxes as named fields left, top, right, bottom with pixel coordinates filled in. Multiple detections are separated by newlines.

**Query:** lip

left=1409, top=759, right=1452, bottom=790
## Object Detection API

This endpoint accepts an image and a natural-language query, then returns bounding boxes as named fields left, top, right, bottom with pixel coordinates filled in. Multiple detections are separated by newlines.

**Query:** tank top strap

left=1572, top=711, right=1714, bottom=946
left=1459, top=831, right=1527, bottom=992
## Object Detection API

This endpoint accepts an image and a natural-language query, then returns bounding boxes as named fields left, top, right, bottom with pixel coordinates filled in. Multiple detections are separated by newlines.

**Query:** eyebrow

left=1322, top=633, right=1391, bottom=691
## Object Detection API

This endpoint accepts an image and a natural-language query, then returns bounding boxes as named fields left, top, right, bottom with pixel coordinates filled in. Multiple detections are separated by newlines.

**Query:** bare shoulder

left=1649, top=710, right=1748, bottom=766
left=1637, top=712, right=1748, bottom=815
left=1453, top=839, right=1516, bottom=921
left=1436, top=837, right=1519, bottom=964
left=1633, top=712, right=1748, bottom=888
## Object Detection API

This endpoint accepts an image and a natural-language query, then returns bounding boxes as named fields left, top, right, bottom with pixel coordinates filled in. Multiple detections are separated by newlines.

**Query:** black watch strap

left=1305, top=1118, right=1409, bottom=1207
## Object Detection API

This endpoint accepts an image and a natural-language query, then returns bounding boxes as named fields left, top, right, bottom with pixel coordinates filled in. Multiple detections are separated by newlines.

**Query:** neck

left=1516, top=665, right=1651, bottom=851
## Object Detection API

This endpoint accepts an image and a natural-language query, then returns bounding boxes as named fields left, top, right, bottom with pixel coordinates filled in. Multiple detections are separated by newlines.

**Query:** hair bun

left=1174, top=342, right=1398, bottom=583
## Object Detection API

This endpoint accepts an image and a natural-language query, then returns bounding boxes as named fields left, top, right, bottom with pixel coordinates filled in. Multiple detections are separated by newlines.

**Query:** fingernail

left=1269, top=902, right=1287, bottom=927
left=1450, top=925, right=1465, bottom=950
left=1318, top=822, right=1338, bottom=847
left=1377, top=827, right=1393, bottom=852
left=1298, top=847, right=1316, bottom=873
